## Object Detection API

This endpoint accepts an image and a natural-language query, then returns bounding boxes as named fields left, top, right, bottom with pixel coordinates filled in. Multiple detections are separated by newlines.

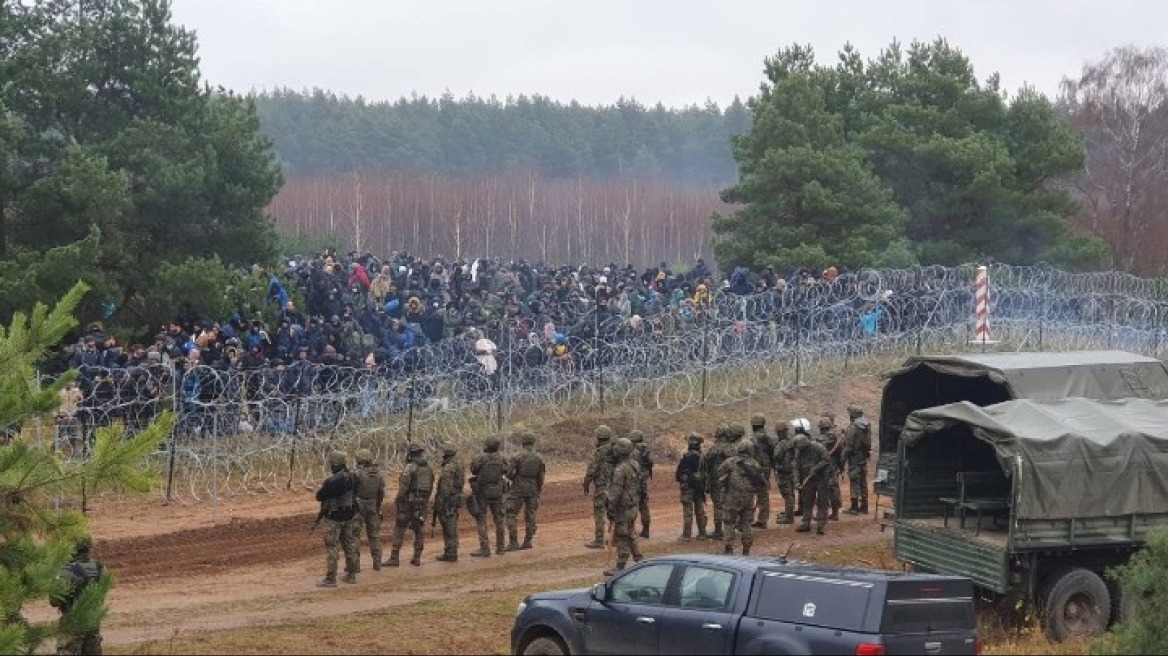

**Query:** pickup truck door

left=581, top=563, right=676, bottom=655
left=655, top=565, right=737, bottom=655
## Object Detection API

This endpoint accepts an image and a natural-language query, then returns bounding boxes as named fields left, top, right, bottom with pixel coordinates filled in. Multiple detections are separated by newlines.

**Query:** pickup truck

left=511, top=554, right=981, bottom=655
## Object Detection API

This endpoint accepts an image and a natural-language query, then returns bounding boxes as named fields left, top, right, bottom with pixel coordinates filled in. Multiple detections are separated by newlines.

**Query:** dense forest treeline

left=253, top=89, right=750, bottom=185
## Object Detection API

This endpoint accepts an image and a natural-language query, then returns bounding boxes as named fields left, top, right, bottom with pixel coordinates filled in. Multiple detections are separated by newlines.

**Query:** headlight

left=516, top=600, right=528, bottom=617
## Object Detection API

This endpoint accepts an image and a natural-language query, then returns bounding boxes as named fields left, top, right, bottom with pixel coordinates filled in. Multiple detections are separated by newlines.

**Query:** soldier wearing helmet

left=50, top=535, right=105, bottom=655
left=816, top=414, right=843, bottom=521
left=605, top=438, right=645, bottom=576
left=791, top=421, right=832, bottom=535
left=506, top=430, right=545, bottom=551
left=700, top=425, right=731, bottom=539
left=675, top=432, right=708, bottom=541
left=352, top=448, right=386, bottom=570
left=842, top=406, right=872, bottom=515
left=470, top=436, right=509, bottom=557
left=717, top=438, right=765, bottom=555
left=628, top=430, right=654, bottom=538
left=387, top=443, right=434, bottom=567
left=583, top=425, right=617, bottom=548
left=772, top=420, right=797, bottom=524
left=434, top=443, right=465, bottom=562
left=315, top=450, right=360, bottom=586
left=749, top=414, right=774, bottom=529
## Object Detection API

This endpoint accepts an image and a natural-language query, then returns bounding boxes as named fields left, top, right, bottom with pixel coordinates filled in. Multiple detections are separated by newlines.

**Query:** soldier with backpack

left=387, top=443, right=433, bottom=567
left=506, top=430, right=545, bottom=551
left=353, top=448, right=386, bottom=570
left=50, top=536, right=105, bottom=655
left=470, top=436, right=509, bottom=557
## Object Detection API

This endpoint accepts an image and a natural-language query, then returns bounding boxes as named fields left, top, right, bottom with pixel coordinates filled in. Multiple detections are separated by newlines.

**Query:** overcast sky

left=170, top=0, right=1164, bottom=108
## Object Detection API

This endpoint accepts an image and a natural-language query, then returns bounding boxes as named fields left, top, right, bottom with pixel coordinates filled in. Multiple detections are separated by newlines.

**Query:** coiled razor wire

left=31, top=262, right=1168, bottom=504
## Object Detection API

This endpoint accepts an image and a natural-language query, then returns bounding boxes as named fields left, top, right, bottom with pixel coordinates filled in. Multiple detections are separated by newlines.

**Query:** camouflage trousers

left=679, top=487, right=707, bottom=537
left=56, top=629, right=101, bottom=655
left=610, top=510, right=643, bottom=569
left=324, top=517, right=360, bottom=578
left=506, top=494, right=539, bottom=542
left=800, top=478, right=831, bottom=530
left=391, top=500, right=427, bottom=554
left=439, top=506, right=460, bottom=556
left=828, top=474, right=842, bottom=513
left=753, top=469, right=772, bottom=525
left=775, top=473, right=795, bottom=519
left=476, top=496, right=506, bottom=551
left=848, top=464, right=868, bottom=504
left=636, top=478, right=650, bottom=530
left=709, top=489, right=725, bottom=532
left=591, top=489, right=608, bottom=542
left=355, top=502, right=383, bottom=565
left=723, top=499, right=753, bottom=551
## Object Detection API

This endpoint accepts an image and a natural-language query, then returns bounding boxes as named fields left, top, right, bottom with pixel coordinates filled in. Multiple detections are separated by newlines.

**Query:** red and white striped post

left=972, top=265, right=992, bottom=347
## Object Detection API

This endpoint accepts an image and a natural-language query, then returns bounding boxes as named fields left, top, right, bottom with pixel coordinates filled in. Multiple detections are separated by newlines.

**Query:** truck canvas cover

left=884, top=351, right=1168, bottom=401
left=901, top=398, right=1168, bottom=521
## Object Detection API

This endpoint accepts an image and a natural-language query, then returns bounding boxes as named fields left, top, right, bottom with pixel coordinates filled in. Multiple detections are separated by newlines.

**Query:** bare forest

left=270, top=170, right=731, bottom=266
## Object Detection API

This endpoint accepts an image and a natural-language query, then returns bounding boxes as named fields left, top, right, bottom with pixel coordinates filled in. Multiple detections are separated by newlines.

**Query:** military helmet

left=628, top=430, right=644, bottom=443
left=818, top=416, right=833, bottom=430
left=736, top=441, right=753, bottom=456
left=821, top=410, right=836, bottom=422
left=686, top=432, right=703, bottom=445
left=520, top=431, right=536, bottom=446
left=442, top=443, right=458, bottom=456
left=355, top=448, right=373, bottom=465
left=750, top=413, right=766, bottom=427
left=484, top=436, right=502, bottom=451
left=791, top=418, right=811, bottom=435
left=613, top=437, right=634, bottom=456
left=327, top=450, right=348, bottom=470
left=595, top=424, right=613, bottom=442
left=715, top=424, right=729, bottom=440
left=406, top=442, right=424, bottom=454
left=74, top=535, right=93, bottom=554
left=728, top=424, right=746, bottom=439
left=847, top=405, right=864, bottom=418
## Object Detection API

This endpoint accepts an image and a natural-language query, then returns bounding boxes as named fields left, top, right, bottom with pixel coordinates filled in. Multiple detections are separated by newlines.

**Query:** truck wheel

left=1042, top=568, right=1111, bottom=641
left=522, top=636, right=568, bottom=656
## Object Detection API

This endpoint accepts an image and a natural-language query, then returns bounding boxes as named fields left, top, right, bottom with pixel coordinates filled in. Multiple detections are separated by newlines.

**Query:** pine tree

left=0, top=282, right=172, bottom=654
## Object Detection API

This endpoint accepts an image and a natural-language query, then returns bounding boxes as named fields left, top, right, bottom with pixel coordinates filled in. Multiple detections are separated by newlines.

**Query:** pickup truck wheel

left=522, top=636, right=568, bottom=656
left=1042, top=568, right=1110, bottom=642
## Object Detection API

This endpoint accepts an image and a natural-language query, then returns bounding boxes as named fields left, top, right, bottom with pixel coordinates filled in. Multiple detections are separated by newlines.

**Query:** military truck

left=873, top=350, right=1168, bottom=505
left=893, top=397, right=1168, bottom=641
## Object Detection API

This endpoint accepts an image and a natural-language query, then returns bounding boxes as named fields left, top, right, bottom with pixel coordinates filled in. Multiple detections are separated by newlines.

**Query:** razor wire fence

left=28, top=262, right=1168, bottom=506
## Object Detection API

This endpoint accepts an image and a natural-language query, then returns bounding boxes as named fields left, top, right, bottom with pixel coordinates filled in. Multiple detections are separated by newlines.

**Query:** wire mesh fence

left=30, top=263, right=1168, bottom=505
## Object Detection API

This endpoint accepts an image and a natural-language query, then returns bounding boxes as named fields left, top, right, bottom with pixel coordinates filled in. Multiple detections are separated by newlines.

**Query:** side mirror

left=591, top=582, right=608, bottom=602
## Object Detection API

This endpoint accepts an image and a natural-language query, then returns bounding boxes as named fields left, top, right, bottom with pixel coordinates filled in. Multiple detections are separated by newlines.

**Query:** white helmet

left=790, top=418, right=811, bottom=435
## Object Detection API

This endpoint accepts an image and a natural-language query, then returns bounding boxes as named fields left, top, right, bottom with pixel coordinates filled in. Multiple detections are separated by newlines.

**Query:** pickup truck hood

left=527, top=587, right=590, bottom=602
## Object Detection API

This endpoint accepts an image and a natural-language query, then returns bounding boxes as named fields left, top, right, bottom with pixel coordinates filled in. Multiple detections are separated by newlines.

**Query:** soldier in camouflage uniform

left=353, top=448, right=386, bottom=570
left=434, top=444, right=465, bottom=562
left=718, top=440, right=765, bottom=554
left=791, top=419, right=832, bottom=535
left=50, top=536, right=104, bottom=655
left=675, top=432, right=708, bottom=541
left=841, top=405, right=872, bottom=515
left=629, top=430, right=653, bottom=538
left=583, top=425, right=616, bottom=548
left=772, top=422, right=796, bottom=524
left=604, top=437, right=644, bottom=576
left=749, top=414, right=774, bottom=528
left=700, top=425, right=730, bottom=539
left=470, top=436, right=509, bottom=557
left=506, top=430, right=545, bottom=550
left=387, top=443, right=433, bottom=567
left=816, top=415, right=843, bottom=521
left=315, top=450, right=360, bottom=586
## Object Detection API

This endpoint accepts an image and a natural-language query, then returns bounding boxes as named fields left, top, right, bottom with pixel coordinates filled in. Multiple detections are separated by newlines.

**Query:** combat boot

left=696, top=521, right=709, bottom=540
left=410, top=549, right=422, bottom=566
left=436, top=552, right=458, bottom=563
left=584, top=538, right=605, bottom=549
left=776, top=511, right=794, bottom=525
left=845, top=499, right=861, bottom=515
left=742, top=544, right=751, bottom=556
left=372, top=556, right=382, bottom=571
left=317, top=575, right=337, bottom=588
left=341, top=572, right=357, bottom=584
left=829, top=510, right=840, bottom=521
left=751, top=521, right=766, bottom=529
left=639, top=522, right=650, bottom=539
left=506, top=530, right=520, bottom=551
left=816, top=526, right=826, bottom=535
left=723, top=544, right=734, bottom=555
left=603, top=562, right=626, bottom=577
left=470, top=542, right=491, bottom=558
left=711, top=520, right=724, bottom=540
left=795, top=524, right=811, bottom=533
left=860, top=500, right=869, bottom=514
left=385, top=550, right=400, bottom=567
left=520, top=537, right=533, bottom=550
